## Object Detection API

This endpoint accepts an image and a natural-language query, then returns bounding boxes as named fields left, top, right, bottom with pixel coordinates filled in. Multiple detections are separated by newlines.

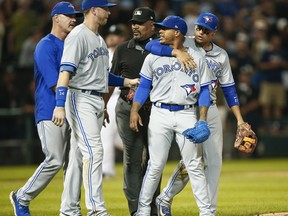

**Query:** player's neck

left=201, top=41, right=213, bottom=51
left=84, top=18, right=100, bottom=33
left=51, top=28, right=68, bottom=41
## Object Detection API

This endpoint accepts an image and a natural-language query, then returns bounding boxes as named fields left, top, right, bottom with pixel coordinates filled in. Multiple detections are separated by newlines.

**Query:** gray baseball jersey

left=61, top=23, right=109, bottom=92
left=140, top=47, right=211, bottom=105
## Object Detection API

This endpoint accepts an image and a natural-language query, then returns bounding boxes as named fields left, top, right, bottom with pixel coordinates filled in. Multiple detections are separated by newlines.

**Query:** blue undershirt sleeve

left=108, top=72, right=124, bottom=86
left=145, top=39, right=173, bottom=57
left=133, top=76, right=152, bottom=105
left=222, top=85, right=240, bottom=107
left=198, top=85, right=211, bottom=107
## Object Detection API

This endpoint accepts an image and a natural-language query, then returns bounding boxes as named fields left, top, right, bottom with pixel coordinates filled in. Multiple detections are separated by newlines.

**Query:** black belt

left=154, top=102, right=194, bottom=111
left=81, top=89, right=104, bottom=97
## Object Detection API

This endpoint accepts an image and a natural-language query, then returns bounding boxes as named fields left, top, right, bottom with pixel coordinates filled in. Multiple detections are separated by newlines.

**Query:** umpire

left=111, top=7, right=159, bottom=216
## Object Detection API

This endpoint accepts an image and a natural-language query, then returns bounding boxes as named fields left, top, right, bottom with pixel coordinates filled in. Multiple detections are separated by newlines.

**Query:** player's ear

left=151, top=21, right=155, bottom=31
left=54, top=15, right=59, bottom=23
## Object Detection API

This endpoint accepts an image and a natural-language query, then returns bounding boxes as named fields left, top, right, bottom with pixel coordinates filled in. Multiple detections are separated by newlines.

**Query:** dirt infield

left=256, top=213, right=288, bottom=216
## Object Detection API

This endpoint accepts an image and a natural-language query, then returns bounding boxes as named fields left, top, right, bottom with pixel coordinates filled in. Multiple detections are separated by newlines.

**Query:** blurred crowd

left=0, top=0, right=288, bottom=140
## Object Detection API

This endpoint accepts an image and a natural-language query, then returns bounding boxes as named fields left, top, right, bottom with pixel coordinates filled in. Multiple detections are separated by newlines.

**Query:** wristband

left=56, top=86, right=68, bottom=107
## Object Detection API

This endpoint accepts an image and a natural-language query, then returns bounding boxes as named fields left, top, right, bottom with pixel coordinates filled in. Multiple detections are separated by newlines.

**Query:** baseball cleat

left=9, top=191, right=30, bottom=216
left=156, top=197, right=172, bottom=216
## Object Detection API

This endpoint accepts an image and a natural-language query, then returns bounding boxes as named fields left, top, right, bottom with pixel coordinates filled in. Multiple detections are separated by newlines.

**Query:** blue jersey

left=34, top=34, right=64, bottom=123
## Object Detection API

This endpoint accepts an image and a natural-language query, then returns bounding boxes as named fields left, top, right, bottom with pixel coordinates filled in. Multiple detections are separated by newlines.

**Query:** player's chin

left=159, top=38, right=166, bottom=44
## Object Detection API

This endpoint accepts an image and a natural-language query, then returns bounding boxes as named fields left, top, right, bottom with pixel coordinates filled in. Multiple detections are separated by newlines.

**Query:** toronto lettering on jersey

left=153, top=61, right=199, bottom=82
left=87, top=47, right=109, bottom=61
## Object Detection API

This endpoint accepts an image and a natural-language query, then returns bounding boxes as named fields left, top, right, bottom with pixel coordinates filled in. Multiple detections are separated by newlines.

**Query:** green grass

left=1, top=158, right=288, bottom=216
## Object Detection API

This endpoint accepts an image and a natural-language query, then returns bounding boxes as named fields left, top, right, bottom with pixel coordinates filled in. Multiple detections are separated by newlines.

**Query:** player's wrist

left=56, top=86, right=68, bottom=107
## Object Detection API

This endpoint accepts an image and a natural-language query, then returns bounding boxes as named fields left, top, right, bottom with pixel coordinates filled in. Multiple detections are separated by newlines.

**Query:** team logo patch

left=181, top=84, right=196, bottom=96
left=203, top=16, right=213, bottom=23
left=211, top=80, right=219, bottom=90
left=134, top=11, right=142, bottom=15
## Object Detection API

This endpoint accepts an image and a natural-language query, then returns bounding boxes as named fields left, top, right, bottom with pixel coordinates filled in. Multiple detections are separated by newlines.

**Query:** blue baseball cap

left=82, top=0, right=117, bottom=11
left=154, top=15, right=188, bottom=35
left=194, top=12, right=218, bottom=32
left=51, top=1, right=82, bottom=17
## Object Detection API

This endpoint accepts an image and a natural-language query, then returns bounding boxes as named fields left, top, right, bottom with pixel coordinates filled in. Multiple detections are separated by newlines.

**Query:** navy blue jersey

left=34, top=34, right=64, bottom=123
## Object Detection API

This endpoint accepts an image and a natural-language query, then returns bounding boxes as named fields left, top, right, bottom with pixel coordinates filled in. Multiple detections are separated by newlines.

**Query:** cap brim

left=154, top=22, right=171, bottom=30
left=66, top=12, right=83, bottom=17
left=194, top=22, right=215, bottom=31
left=102, top=3, right=117, bottom=7
left=129, top=18, right=148, bottom=23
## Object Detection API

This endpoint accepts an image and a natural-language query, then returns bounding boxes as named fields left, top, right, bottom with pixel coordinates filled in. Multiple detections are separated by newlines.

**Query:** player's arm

left=130, top=76, right=151, bottom=132
left=108, top=72, right=139, bottom=88
left=198, top=85, right=210, bottom=121
left=145, top=39, right=195, bottom=70
left=52, top=64, right=74, bottom=127
left=222, top=85, right=245, bottom=126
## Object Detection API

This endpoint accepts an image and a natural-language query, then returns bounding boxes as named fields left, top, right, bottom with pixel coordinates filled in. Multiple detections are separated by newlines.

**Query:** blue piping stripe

left=163, top=164, right=182, bottom=199
left=18, top=121, right=48, bottom=200
left=71, top=92, right=96, bottom=210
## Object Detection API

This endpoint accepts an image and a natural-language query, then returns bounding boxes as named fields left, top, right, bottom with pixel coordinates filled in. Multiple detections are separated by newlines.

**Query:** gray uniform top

left=140, top=47, right=211, bottom=105
left=61, top=23, right=109, bottom=93
left=184, top=36, right=235, bottom=103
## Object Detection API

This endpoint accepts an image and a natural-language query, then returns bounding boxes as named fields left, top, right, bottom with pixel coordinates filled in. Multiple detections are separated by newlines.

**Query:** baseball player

left=145, top=12, right=246, bottom=215
left=51, top=0, right=139, bottom=215
left=130, top=16, right=213, bottom=216
left=9, top=2, right=83, bottom=216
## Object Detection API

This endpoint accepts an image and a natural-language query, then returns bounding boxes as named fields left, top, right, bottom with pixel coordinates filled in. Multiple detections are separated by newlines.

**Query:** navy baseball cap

left=51, top=1, right=82, bottom=17
left=82, top=0, right=117, bottom=11
left=154, top=15, right=188, bottom=35
left=194, top=12, right=218, bottom=32
left=129, top=7, right=155, bottom=23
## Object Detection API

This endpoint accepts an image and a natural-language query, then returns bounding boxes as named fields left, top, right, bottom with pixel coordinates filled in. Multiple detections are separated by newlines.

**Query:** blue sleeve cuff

left=198, top=85, right=211, bottom=107
left=222, top=85, right=240, bottom=107
left=108, top=72, right=124, bottom=86
left=60, top=65, right=76, bottom=73
left=133, top=76, right=152, bottom=105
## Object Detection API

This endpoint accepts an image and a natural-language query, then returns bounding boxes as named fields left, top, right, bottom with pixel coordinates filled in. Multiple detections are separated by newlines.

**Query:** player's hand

left=130, top=111, right=142, bottom=132
left=103, top=109, right=110, bottom=128
left=52, top=107, right=66, bottom=127
left=173, top=49, right=196, bottom=71
left=124, top=78, right=140, bottom=89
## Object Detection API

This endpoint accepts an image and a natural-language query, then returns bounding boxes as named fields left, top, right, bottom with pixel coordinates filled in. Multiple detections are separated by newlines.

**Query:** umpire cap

left=129, top=7, right=155, bottom=23
left=51, top=1, right=82, bottom=17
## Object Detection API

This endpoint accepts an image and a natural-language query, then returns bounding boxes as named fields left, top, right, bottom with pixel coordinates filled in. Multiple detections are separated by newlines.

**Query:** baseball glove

left=234, top=122, right=258, bottom=153
left=182, top=120, right=210, bottom=143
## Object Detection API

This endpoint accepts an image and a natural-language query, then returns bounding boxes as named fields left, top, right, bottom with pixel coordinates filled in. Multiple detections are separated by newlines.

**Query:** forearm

left=230, top=105, right=245, bottom=125
left=57, top=71, right=70, bottom=87
left=55, top=71, right=70, bottom=107
left=199, top=106, right=208, bottom=121
left=131, top=102, right=142, bottom=113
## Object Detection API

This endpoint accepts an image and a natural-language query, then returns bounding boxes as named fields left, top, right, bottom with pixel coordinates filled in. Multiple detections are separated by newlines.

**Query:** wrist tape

left=56, top=86, right=68, bottom=107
